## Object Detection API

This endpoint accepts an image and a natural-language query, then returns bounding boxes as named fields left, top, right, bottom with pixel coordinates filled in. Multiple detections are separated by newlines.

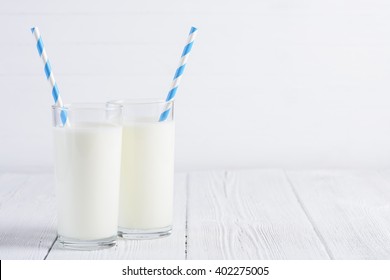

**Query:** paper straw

left=159, top=26, right=198, bottom=121
left=31, top=27, right=67, bottom=125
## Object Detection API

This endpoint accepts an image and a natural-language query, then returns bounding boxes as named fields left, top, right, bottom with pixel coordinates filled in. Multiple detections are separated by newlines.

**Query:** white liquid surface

left=119, top=121, right=175, bottom=230
left=53, top=122, right=122, bottom=240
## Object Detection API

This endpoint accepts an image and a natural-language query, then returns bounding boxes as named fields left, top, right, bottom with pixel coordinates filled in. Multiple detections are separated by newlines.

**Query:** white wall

left=1, top=0, right=390, bottom=171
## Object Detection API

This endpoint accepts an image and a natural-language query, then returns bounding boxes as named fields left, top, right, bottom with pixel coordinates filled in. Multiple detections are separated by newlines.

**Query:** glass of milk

left=52, top=103, right=123, bottom=250
left=108, top=99, right=175, bottom=239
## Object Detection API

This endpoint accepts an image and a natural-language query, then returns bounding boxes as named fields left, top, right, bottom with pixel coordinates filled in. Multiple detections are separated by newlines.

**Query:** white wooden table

left=1, top=169, right=390, bottom=260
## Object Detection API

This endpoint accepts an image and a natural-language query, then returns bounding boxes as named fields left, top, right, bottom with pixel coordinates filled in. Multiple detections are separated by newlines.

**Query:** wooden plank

left=186, top=169, right=329, bottom=259
left=47, top=173, right=187, bottom=259
left=286, top=170, right=390, bottom=259
left=0, top=173, right=57, bottom=260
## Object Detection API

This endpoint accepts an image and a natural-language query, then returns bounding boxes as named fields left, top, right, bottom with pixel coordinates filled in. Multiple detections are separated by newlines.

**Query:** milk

left=53, top=123, right=122, bottom=240
left=118, top=121, right=175, bottom=231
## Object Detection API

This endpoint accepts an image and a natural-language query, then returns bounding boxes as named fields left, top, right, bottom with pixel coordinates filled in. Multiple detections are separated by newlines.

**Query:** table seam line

left=185, top=172, right=189, bottom=260
left=43, top=236, right=58, bottom=260
left=283, top=169, right=334, bottom=260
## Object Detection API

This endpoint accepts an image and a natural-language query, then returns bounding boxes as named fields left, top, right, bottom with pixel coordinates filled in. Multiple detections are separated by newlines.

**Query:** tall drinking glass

left=52, top=103, right=122, bottom=250
left=109, top=99, right=175, bottom=239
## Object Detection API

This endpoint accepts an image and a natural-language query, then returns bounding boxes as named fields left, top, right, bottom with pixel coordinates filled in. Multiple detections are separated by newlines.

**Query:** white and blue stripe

left=31, top=27, right=67, bottom=125
left=159, top=26, right=198, bottom=121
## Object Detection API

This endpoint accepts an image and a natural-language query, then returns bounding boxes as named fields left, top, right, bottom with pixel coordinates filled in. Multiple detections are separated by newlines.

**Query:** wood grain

left=286, top=170, right=390, bottom=259
left=186, top=169, right=330, bottom=259
left=0, top=173, right=57, bottom=260
left=46, top=173, right=187, bottom=259
left=2, top=169, right=390, bottom=259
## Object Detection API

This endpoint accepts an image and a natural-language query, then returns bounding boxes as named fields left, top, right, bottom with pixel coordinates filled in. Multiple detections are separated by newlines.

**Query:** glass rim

left=108, top=98, right=173, bottom=105
left=52, top=102, right=123, bottom=111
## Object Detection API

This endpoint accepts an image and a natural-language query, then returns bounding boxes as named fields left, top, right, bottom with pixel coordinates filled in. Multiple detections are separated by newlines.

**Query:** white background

left=3, top=260, right=390, bottom=280
left=1, top=0, right=390, bottom=171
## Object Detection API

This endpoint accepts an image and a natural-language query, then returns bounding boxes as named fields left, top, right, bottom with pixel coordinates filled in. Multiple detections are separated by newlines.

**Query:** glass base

left=57, top=234, right=117, bottom=250
left=118, top=225, right=172, bottom=240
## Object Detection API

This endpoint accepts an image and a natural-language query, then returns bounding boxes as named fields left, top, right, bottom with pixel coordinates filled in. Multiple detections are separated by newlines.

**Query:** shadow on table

left=0, top=225, right=57, bottom=259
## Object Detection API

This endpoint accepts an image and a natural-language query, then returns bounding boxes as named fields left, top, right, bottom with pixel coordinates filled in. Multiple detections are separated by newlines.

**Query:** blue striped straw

left=159, top=26, right=198, bottom=121
left=31, top=27, right=67, bottom=125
